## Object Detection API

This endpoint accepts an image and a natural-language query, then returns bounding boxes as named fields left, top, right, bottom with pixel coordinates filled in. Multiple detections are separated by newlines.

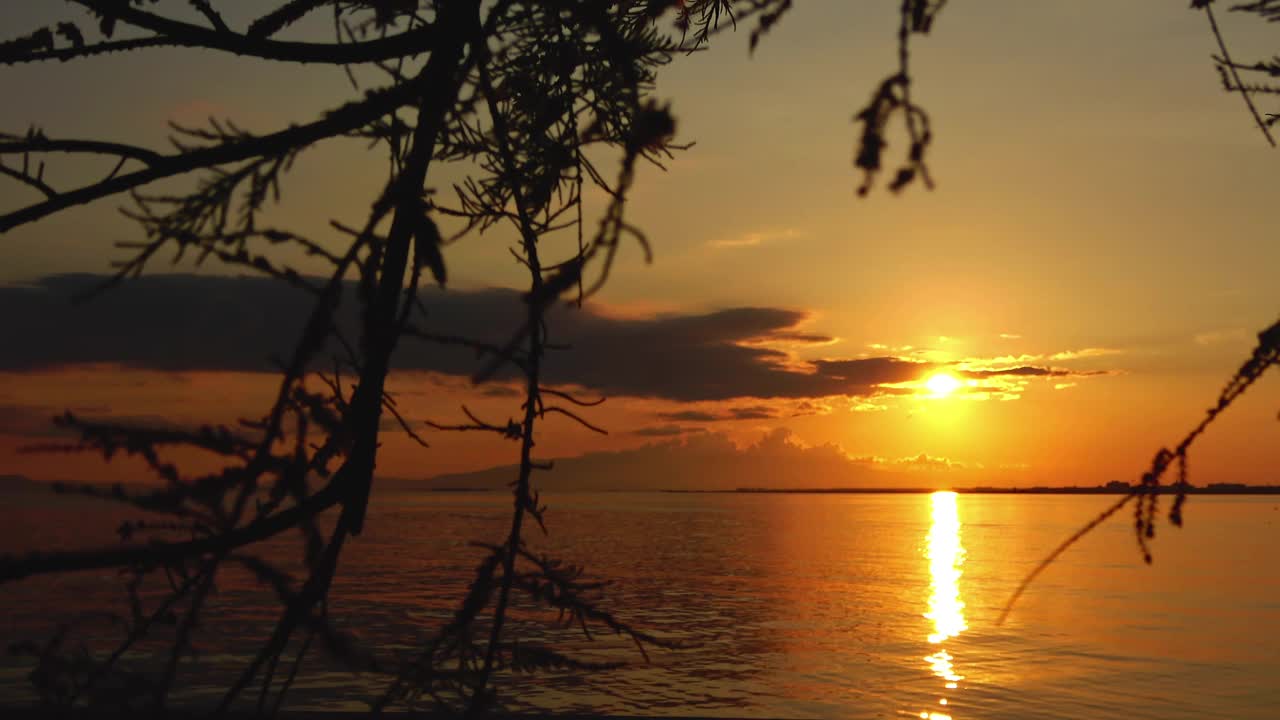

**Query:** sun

left=925, top=373, right=963, bottom=398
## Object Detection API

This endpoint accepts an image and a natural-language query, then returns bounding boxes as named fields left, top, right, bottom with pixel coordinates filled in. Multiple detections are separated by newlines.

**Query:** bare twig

left=1202, top=2, right=1278, bottom=145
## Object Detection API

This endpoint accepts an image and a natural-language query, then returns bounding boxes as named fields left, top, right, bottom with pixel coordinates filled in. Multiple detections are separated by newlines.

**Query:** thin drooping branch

left=0, top=161, right=57, bottom=199
left=538, top=387, right=606, bottom=407
left=539, top=406, right=608, bottom=435
left=424, top=406, right=521, bottom=439
left=998, top=317, right=1280, bottom=623
left=382, top=393, right=432, bottom=449
left=1200, top=1, right=1278, bottom=146
left=402, top=326, right=529, bottom=374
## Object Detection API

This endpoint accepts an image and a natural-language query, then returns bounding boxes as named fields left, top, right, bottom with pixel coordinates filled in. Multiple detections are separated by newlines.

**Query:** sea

left=1, top=490, right=1278, bottom=719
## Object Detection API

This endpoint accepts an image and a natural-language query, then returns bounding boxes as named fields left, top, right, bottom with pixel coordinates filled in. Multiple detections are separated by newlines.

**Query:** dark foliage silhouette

left=0, top=1, right=727, bottom=714
left=1196, top=0, right=1280, bottom=146
left=1, top=1, right=902, bottom=715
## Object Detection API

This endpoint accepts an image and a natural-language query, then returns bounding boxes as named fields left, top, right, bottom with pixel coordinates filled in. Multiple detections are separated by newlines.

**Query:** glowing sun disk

left=925, top=373, right=962, bottom=398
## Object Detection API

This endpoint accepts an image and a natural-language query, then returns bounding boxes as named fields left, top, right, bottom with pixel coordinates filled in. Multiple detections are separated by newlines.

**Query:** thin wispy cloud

left=709, top=228, right=802, bottom=249
left=1193, top=328, right=1248, bottom=346
left=1048, top=347, right=1123, bottom=361
left=849, top=452, right=968, bottom=471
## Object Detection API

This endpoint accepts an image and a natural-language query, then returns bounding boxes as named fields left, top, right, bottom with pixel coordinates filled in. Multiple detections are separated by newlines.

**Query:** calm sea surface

left=2, top=490, right=1278, bottom=718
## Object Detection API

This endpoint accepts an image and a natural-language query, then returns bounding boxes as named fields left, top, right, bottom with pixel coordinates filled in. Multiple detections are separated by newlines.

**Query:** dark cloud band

left=0, top=274, right=1106, bottom=402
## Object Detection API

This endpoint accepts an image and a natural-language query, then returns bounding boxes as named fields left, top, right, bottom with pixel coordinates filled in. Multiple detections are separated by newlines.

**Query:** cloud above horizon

left=0, top=274, right=1117, bottom=403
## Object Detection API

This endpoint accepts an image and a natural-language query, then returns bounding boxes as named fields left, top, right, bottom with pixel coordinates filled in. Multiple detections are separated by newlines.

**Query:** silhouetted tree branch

left=1196, top=0, right=1279, bottom=145
left=0, top=1, right=722, bottom=713
left=994, top=1, right=1280, bottom=619
left=1000, top=317, right=1280, bottom=623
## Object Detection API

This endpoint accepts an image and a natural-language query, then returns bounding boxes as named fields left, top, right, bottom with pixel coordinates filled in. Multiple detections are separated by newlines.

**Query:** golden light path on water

left=918, top=491, right=967, bottom=720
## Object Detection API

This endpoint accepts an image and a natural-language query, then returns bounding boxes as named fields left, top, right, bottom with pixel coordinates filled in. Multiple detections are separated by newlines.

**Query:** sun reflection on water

left=920, top=490, right=967, bottom=719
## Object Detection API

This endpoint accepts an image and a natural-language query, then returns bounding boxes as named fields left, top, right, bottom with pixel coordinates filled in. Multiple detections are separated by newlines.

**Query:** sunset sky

left=1, top=1, right=1276, bottom=489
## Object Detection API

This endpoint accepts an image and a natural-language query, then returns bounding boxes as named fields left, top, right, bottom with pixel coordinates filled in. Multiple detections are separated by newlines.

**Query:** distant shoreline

left=666, top=485, right=1280, bottom=495
left=425, top=485, right=1280, bottom=495
left=7, top=475, right=1279, bottom=497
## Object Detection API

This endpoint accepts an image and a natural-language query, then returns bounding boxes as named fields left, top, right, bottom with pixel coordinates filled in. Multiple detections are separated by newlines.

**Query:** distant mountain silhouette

left=0, top=474, right=42, bottom=493
left=419, top=430, right=967, bottom=492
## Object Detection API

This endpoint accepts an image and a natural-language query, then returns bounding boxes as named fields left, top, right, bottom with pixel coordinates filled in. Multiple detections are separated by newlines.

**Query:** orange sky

left=0, top=2, right=1276, bottom=488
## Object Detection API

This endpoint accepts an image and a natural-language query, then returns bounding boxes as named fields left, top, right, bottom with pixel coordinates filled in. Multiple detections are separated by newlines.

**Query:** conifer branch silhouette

left=999, top=318, right=1280, bottom=623
left=1197, top=0, right=1278, bottom=146
left=0, top=2, right=443, bottom=66
left=1, top=1, right=711, bottom=713
left=0, top=80, right=437, bottom=232
left=993, top=1, right=1280, bottom=621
